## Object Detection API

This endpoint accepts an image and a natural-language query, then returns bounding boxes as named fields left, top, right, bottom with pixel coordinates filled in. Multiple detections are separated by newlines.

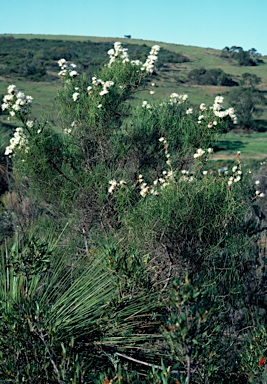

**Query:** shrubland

left=0, top=41, right=267, bottom=383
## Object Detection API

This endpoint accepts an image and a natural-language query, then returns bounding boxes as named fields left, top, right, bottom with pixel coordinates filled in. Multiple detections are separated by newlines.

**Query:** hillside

left=1, top=34, right=267, bottom=158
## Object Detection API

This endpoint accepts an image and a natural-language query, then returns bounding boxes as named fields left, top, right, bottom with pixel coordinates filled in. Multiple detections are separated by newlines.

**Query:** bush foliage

left=0, top=42, right=267, bottom=383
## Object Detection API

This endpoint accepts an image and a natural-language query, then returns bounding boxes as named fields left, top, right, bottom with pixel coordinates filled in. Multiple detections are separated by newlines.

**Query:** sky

left=0, top=0, right=267, bottom=55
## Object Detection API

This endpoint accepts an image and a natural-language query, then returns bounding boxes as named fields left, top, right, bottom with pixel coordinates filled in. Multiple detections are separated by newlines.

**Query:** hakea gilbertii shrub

left=1, top=41, right=267, bottom=383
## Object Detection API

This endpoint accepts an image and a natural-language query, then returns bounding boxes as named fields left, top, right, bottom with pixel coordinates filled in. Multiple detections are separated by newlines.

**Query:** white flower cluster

left=196, top=97, right=238, bottom=127
left=137, top=137, right=174, bottom=197
left=107, top=42, right=160, bottom=75
left=218, top=166, right=229, bottom=175
left=227, top=165, right=243, bottom=186
left=168, top=93, right=188, bottom=105
left=1, top=85, right=33, bottom=117
left=108, top=179, right=127, bottom=194
left=180, top=169, right=195, bottom=182
left=137, top=169, right=174, bottom=198
left=212, top=96, right=238, bottom=124
left=142, top=100, right=152, bottom=109
left=72, top=92, right=79, bottom=102
left=107, top=42, right=130, bottom=66
left=254, top=180, right=265, bottom=198
left=141, top=45, right=160, bottom=73
left=193, top=148, right=213, bottom=159
left=159, top=136, right=172, bottom=166
left=91, top=77, right=115, bottom=96
left=131, top=59, right=143, bottom=66
left=58, top=59, right=78, bottom=77
left=217, top=155, right=243, bottom=187
left=5, top=127, right=29, bottom=157
left=108, top=137, right=174, bottom=198
left=186, top=108, right=193, bottom=115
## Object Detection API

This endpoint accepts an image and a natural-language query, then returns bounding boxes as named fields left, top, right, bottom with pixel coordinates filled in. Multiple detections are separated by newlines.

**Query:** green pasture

left=213, top=130, right=267, bottom=159
left=0, top=80, right=59, bottom=117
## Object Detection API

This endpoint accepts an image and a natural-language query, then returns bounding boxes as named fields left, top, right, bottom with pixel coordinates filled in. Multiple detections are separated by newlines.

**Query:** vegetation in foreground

left=0, top=41, right=267, bottom=383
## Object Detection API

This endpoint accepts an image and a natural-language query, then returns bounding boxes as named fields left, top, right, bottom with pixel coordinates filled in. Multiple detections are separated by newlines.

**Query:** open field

left=212, top=131, right=267, bottom=159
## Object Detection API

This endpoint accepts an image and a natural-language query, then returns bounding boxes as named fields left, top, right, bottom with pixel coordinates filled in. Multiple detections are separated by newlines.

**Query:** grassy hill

left=1, top=33, right=267, bottom=159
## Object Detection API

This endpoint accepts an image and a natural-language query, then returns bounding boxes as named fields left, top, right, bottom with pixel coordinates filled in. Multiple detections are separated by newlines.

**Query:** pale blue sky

left=0, top=0, right=266, bottom=54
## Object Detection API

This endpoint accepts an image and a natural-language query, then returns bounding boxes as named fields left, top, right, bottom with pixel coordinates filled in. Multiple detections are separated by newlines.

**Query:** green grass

left=0, top=80, right=59, bottom=117
left=213, top=131, right=267, bottom=159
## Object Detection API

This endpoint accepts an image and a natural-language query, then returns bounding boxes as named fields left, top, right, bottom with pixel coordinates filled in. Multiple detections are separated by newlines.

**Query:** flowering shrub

left=1, top=41, right=266, bottom=383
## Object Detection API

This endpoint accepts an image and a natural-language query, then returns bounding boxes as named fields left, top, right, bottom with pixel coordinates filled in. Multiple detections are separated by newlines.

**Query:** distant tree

left=228, top=73, right=267, bottom=129
left=221, top=46, right=263, bottom=66
left=240, top=72, right=261, bottom=88
left=187, top=67, right=238, bottom=86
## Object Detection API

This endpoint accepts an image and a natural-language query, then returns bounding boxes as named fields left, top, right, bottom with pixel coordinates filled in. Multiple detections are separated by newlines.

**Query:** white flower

left=99, top=89, right=109, bottom=96
left=12, top=104, right=21, bottom=111
left=255, top=180, right=260, bottom=185
left=3, top=94, right=14, bottom=103
left=203, top=171, right=208, bottom=175
left=17, top=91, right=25, bottom=99
left=107, top=49, right=115, bottom=56
left=207, top=148, right=213, bottom=154
left=140, top=188, right=149, bottom=197
left=150, top=90, right=155, bottom=95
left=108, top=179, right=118, bottom=194
left=214, top=96, right=224, bottom=104
left=26, top=120, right=34, bottom=128
left=58, top=58, right=67, bottom=67
left=7, top=84, right=17, bottom=94
left=200, top=103, right=206, bottom=111
left=1, top=103, right=9, bottom=111
left=232, top=166, right=238, bottom=173
left=72, top=92, right=79, bottom=102
left=142, top=100, right=151, bottom=109
left=97, top=104, right=102, bottom=109
left=234, top=175, right=241, bottom=182
left=26, top=96, right=33, bottom=105
left=186, top=108, right=193, bottom=114
left=69, top=70, right=78, bottom=77
left=194, top=148, right=205, bottom=158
